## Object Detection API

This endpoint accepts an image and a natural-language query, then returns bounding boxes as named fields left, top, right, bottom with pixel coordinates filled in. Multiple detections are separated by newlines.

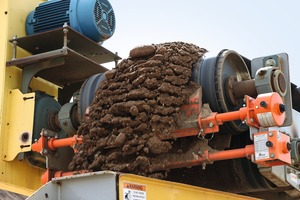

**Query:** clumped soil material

left=69, top=42, right=207, bottom=176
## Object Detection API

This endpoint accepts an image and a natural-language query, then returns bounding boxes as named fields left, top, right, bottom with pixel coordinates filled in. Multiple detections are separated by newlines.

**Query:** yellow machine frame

left=0, top=0, right=58, bottom=196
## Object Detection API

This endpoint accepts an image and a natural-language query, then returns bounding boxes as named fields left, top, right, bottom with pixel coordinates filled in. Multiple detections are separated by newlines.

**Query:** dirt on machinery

left=69, top=42, right=207, bottom=177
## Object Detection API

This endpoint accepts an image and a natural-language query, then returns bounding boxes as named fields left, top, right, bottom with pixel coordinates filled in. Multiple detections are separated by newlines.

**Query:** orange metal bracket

left=253, top=130, right=291, bottom=167
left=31, top=129, right=82, bottom=154
left=198, top=92, right=286, bottom=135
left=163, top=92, right=285, bottom=140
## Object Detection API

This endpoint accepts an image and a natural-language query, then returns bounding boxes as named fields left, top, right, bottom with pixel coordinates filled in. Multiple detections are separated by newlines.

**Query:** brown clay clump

left=69, top=42, right=207, bottom=177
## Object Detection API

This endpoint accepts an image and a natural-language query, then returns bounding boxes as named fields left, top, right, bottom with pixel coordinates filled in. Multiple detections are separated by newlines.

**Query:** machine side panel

left=28, top=171, right=257, bottom=200
left=2, top=89, right=35, bottom=161
left=28, top=171, right=118, bottom=200
left=0, top=0, right=55, bottom=196
left=118, top=174, right=258, bottom=200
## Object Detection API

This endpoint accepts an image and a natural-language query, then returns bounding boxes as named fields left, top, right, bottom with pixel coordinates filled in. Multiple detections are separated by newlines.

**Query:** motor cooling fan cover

left=71, top=0, right=116, bottom=42
left=26, top=0, right=116, bottom=43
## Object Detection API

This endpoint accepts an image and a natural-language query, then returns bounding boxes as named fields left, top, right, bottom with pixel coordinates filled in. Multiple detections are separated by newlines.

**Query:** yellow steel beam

left=0, top=0, right=56, bottom=196
left=0, top=182, right=34, bottom=197
left=0, top=0, right=9, bottom=152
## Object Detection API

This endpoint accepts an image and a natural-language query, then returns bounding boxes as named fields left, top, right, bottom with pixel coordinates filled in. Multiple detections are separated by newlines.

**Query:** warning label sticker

left=257, top=112, right=276, bottom=127
left=254, top=133, right=269, bottom=160
left=123, top=182, right=146, bottom=200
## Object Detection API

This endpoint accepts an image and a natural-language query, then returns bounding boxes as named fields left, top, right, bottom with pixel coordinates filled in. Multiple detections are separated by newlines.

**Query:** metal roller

left=78, top=73, right=105, bottom=120
left=192, top=49, right=251, bottom=134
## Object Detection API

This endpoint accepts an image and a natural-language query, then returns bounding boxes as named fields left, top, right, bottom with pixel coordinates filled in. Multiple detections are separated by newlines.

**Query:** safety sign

left=123, top=182, right=147, bottom=200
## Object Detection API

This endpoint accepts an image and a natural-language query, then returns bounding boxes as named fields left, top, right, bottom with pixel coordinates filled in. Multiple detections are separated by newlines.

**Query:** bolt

left=202, top=163, right=206, bottom=170
left=260, top=101, right=267, bottom=108
left=42, top=149, right=48, bottom=155
left=279, top=104, right=286, bottom=113
left=268, top=132, right=273, bottom=137
left=208, top=122, right=213, bottom=128
left=250, top=118, right=254, bottom=122
left=258, top=69, right=267, bottom=76
left=265, top=58, right=276, bottom=67
left=270, top=153, right=275, bottom=158
left=192, top=152, right=198, bottom=160
left=255, top=106, right=259, bottom=109
left=43, top=130, right=48, bottom=137
left=266, top=141, right=273, bottom=147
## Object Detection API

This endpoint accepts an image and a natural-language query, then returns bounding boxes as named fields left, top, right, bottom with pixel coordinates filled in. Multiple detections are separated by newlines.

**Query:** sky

left=102, top=0, right=300, bottom=86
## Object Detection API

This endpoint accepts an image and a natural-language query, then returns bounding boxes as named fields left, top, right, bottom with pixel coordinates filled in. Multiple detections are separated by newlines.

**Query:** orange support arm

left=164, top=130, right=291, bottom=170
left=47, top=136, right=83, bottom=150
left=32, top=132, right=82, bottom=154
left=208, top=145, right=254, bottom=161
left=165, top=145, right=255, bottom=169
left=199, top=92, right=286, bottom=135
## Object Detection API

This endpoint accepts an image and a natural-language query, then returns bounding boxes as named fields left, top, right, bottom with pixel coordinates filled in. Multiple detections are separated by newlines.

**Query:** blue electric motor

left=26, top=0, right=115, bottom=43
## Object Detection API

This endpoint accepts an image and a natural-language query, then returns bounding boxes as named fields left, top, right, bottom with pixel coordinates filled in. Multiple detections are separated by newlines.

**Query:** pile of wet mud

left=69, top=42, right=207, bottom=177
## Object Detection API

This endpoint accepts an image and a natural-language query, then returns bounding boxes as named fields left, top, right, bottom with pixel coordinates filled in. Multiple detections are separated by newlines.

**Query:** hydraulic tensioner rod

left=198, top=92, right=286, bottom=135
